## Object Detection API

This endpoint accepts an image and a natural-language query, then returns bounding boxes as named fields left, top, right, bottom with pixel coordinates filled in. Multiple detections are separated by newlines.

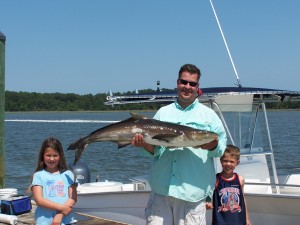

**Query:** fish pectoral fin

left=116, top=142, right=131, bottom=149
left=152, top=134, right=179, bottom=142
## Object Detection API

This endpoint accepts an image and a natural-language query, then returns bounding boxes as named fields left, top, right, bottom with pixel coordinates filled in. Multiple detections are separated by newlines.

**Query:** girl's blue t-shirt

left=32, top=169, right=76, bottom=225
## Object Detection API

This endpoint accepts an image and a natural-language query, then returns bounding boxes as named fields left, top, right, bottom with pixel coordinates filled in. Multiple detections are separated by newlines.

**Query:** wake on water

left=4, top=119, right=120, bottom=123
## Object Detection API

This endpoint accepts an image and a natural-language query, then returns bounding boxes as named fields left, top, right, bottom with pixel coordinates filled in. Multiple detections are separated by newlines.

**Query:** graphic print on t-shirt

left=46, top=179, right=66, bottom=197
left=218, top=187, right=241, bottom=213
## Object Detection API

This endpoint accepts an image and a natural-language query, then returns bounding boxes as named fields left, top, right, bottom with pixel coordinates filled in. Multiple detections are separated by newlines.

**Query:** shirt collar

left=175, top=98, right=198, bottom=111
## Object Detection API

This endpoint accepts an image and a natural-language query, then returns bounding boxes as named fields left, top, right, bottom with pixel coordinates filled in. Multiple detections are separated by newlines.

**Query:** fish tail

left=74, top=148, right=84, bottom=165
left=67, top=138, right=88, bottom=165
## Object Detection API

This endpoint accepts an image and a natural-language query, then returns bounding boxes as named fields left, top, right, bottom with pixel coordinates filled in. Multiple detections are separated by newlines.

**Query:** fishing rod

left=209, top=0, right=242, bottom=87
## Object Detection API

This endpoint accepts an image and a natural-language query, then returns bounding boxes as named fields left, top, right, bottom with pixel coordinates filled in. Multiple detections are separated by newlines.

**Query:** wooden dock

left=0, top=201, right=129, bottom=225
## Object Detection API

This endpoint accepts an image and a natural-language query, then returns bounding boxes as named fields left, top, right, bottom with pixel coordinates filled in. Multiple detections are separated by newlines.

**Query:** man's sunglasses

left=178, top=79, right=198, bottom=87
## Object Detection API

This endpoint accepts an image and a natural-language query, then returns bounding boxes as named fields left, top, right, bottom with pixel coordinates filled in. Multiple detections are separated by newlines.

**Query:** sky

left=1, top=0, right=299, bottom=95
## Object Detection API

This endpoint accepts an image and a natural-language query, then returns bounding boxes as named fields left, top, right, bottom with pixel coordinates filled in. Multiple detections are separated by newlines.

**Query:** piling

left=0, top=31, right=5, bottom=188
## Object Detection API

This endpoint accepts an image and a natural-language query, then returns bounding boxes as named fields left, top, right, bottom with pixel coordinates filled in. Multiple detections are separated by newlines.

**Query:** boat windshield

left=207, top=102, right=269, bottom=155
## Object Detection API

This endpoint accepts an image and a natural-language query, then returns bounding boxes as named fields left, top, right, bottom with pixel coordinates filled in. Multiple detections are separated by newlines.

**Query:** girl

left=31, top=137, right=78, bottom=225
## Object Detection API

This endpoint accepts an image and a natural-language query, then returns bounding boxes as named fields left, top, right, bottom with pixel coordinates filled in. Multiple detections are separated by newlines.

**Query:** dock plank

left=0, top=202, right=130, bottom=225
left=75, top=212, right=130, bottom=225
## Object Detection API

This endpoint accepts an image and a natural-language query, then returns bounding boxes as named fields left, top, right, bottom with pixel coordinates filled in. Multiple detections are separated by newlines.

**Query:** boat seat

left=285, top=174, right=300, bottom=185
left=278, top=174, right=300, bottom=194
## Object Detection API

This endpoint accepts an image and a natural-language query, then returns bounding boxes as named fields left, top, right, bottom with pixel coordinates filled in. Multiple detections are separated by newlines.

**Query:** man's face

left=177, top=71, right=199, bottom=108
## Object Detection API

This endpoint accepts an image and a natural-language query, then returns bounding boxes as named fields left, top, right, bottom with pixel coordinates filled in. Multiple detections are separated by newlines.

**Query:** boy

left=207, top=145, right=251, bottom=225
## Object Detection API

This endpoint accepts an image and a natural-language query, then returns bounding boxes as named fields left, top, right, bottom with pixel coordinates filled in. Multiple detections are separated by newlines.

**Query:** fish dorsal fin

left=130, top=112, right=149, bottom=120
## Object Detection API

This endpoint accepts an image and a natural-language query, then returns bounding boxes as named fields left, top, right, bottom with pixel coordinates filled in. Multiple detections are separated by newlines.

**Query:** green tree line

left=4, top=90, right=166, bottom=112
left=5, top=90, right=300, bottom=112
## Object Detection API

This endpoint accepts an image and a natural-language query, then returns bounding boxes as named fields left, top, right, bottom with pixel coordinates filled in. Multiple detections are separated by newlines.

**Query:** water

left=3, top=110, right=300, bottom=194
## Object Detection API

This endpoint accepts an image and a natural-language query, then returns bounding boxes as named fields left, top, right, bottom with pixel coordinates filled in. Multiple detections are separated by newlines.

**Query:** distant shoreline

left=4, top=110, right=157, bottom=114
left=4, top=108, right=300, bottom=114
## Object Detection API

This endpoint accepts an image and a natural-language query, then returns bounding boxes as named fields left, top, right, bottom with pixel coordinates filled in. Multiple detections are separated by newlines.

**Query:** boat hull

left=246, top=193, right=300, bottom=225
left=74, top=191, right=150, bottom=225
left=74, top=188, right=300, bottom=225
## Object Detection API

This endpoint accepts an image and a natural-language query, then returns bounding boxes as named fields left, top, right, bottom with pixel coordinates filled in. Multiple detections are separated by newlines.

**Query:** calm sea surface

left=3, top=110, right=300, bottom=194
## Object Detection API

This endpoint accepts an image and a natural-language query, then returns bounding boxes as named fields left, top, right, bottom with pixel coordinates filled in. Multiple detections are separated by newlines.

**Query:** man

left=132, top=64, right=227, bottom=225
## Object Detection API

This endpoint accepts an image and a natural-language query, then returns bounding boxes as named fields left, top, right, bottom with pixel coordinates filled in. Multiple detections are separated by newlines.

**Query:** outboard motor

left=69, top=161, right=91, bottom=184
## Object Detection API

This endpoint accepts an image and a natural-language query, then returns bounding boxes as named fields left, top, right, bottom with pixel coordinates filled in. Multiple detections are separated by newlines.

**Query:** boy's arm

left=239, top=175, right=252, bottom=225
left=205, top=195, right=214, bottom=210
left=205, top=202, right=213, bottom=210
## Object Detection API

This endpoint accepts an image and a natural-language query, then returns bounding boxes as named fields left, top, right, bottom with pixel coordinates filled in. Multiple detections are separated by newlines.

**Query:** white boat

left=73, top=1, right=300, bottom=223
left=73, top=87, right=300, bottom=225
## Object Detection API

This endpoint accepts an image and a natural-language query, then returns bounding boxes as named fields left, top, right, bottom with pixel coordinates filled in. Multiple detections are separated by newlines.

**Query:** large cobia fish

left=68, top=113, right=218, bottom=164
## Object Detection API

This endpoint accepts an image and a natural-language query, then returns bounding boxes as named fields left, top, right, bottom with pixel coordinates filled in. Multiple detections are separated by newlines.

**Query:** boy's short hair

left=221, top=144, right=240, bottom=161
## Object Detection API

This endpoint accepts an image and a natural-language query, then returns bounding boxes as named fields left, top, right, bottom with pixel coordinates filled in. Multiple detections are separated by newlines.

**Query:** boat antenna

left=209, top=0, right=242, bottom=87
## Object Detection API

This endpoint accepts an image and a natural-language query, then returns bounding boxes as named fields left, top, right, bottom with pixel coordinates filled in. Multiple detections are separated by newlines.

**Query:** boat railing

left=245, top=182, right=300, bottom=188
left=240, top=150, right=272, bottom=157
left=129, top=177, right=151, bottom=191
left=245, top=181, right=300, bottom=195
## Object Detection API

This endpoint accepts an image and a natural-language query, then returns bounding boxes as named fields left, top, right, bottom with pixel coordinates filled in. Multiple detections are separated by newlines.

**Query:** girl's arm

left=51, top=213, right=63, bottom=225
left=63, top=183, right=77, bottom=213
left=239, top=175, right=252, bottom=225
left=32, top=185, right=72, bottom=215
